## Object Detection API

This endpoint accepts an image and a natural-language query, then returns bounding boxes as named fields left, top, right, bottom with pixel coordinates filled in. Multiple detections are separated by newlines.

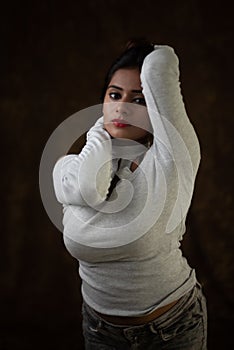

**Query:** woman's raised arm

left=141, top=45, right=201, bottom=174
left=52, top=117, right=113, bottom=207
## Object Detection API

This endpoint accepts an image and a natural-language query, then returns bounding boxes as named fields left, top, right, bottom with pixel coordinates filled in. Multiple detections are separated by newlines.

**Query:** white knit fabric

left=53, top=45, right=201, bottom=316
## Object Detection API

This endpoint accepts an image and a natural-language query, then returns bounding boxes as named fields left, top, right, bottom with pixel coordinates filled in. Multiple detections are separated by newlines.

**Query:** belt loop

left=149, top=323, right=158, bottom=334
left=196, top=281, right=202, bottom=290
left=97, top=319, right=102, bottom=330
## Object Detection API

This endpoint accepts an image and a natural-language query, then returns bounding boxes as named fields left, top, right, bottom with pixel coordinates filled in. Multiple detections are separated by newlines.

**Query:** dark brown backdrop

left=1, top=0, right=233, bottom=349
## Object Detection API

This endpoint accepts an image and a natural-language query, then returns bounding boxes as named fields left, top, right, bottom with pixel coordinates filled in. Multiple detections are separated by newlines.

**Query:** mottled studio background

left=1, top=0, right=233, bottom=349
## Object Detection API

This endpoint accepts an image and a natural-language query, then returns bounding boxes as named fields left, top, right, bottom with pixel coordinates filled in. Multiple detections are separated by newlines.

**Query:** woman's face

left=103, top=68, right=152, bottom=141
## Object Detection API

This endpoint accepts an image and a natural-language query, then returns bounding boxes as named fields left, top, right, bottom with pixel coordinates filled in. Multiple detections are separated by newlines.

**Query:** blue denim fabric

left=82, top=283, right=207, bottom=349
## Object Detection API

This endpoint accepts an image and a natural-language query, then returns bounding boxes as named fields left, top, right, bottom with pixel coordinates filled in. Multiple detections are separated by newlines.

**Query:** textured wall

left=1, top=1, right=233, bottom=349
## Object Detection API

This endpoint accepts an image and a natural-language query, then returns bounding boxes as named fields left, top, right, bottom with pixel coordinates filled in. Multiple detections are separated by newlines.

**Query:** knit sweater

left=52, top=45, right=201, bottom=316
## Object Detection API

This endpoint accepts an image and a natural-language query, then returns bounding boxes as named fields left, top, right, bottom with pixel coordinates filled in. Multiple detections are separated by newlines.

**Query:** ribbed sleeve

left=141, top=45, right=201, bottom=173
left=52, top=117, right=113, bottom=208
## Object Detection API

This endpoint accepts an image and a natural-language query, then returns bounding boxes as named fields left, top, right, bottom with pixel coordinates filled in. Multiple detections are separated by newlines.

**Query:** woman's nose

left=115, top=101, right=129, bottom=117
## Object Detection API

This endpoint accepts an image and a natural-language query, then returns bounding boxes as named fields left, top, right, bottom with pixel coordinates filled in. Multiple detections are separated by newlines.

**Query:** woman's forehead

left=109, top=68, right=142, bottom=92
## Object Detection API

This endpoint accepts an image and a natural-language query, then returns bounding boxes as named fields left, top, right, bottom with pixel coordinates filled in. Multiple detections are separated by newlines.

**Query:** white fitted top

left=53, top=45, right=201, bottom=316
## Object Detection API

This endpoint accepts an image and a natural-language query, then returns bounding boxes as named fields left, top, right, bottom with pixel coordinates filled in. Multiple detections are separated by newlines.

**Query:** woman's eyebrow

left=108, top=85, right=143, bottom=93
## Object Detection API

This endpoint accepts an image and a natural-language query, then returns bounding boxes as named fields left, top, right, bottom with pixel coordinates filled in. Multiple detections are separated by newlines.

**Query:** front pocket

left=158, top=298, right=204, bottom=342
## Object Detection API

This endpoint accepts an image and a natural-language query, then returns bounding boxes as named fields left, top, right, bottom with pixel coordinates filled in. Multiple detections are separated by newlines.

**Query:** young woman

left=53, top=40, right=207, bottom=349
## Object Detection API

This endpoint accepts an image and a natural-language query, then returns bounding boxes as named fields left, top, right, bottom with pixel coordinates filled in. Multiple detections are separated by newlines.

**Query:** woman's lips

left=112, top=118, right=130, bottom=128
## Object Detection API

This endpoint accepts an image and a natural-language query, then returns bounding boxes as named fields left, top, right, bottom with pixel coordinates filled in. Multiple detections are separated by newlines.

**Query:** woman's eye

left=133, top=97, right=146, bottom=105
left=109, top=92, right=121, bottom=100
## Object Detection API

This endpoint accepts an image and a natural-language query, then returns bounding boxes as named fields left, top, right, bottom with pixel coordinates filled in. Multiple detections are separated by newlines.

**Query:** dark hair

left=100, top=38, right=154, bottom=102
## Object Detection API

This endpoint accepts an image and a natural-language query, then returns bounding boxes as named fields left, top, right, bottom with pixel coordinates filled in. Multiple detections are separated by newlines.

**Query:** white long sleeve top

left=52, top=45, right=201, bottom=316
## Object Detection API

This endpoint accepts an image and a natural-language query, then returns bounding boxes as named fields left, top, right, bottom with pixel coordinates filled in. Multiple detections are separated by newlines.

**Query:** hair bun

left=125, top=37, right=154, bottom=50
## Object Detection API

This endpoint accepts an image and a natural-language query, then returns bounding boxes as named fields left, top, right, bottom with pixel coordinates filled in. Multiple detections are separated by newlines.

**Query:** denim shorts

left=82, top=283, right=207, bottom=349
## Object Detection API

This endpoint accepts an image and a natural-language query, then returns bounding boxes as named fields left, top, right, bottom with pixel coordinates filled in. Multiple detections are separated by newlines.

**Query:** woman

left=53, top=39, right=207, bottom=349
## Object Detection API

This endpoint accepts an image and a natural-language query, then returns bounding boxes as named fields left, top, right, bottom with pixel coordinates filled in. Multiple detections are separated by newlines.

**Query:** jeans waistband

left=83, top=282, right=201, bottom=331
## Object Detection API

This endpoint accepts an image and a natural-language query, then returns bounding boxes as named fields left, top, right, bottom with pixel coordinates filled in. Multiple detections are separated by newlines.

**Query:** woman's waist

left=92, top=298, right=180, bottom=325
left=80, top=269, right=196, bottom=323
left=83, top=281, right=200, bottom=327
